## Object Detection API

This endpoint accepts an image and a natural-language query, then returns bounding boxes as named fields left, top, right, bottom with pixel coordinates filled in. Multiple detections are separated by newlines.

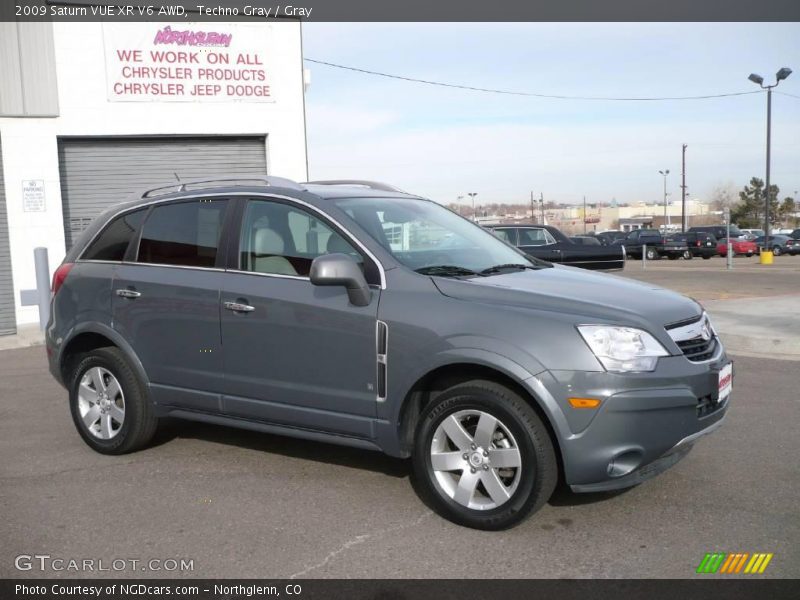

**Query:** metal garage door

left=0, top=138, right=16, bottom=335
left=58, top=136, right=267, bottom=249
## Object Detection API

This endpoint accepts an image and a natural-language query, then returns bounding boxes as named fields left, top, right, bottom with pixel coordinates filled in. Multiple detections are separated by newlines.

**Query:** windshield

left=333, top=196, right=542, bottom=275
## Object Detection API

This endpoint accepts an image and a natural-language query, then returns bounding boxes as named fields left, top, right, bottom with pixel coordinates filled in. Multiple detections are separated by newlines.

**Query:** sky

left=301, top=23, right=800, bottom=207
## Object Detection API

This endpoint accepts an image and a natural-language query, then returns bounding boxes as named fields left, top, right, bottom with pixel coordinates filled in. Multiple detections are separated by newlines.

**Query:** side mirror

left=310, top=253, right=372, bottom=307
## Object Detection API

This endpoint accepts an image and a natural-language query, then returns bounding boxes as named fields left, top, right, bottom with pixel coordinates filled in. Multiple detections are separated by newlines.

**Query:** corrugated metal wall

left=0, top=138, right=17, bottom=336
left=0, top=23, right=59, bottom=117
left=58, top=136, right=268, bottom=249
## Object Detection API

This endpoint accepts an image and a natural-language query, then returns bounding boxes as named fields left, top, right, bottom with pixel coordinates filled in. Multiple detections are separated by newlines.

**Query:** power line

left=304, top=58, right=763, bottom=102
left=776, top=91, right=800, bottom=100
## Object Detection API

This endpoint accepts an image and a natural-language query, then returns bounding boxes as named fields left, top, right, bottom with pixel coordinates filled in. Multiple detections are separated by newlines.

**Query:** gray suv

left=46, top=177, right=731, bottom=530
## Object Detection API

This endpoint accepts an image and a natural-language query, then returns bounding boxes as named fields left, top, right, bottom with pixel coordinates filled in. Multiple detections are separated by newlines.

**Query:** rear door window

left=518, top=228, right=556, bottom=246
left=82, top=209, right=147, bottom=261
left=136, top=200, right=228, bottom=268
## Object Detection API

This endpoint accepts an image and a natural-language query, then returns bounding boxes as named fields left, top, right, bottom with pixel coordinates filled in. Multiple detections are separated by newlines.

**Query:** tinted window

left=239, top=199, right=360, bottom=277
left=82, top=209, right=146, bottom=261
left=137, top=200, right=227, bottom=267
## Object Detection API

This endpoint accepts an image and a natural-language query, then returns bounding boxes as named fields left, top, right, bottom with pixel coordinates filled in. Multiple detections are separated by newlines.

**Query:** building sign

left=103, top=23, right=275, bottom=102
left=22, top=180, right=46, bottom=212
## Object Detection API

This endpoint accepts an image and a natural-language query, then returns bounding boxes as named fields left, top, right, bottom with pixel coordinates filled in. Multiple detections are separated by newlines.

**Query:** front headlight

left=577, top=325, right=669, bottom=372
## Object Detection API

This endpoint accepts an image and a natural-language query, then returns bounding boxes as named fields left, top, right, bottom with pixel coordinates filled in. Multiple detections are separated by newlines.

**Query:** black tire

left=682, top=250, right=693, bottom=260
left=411, top=380, right=557, bottom=530
left=702, top=254, right=711, bottom=260
left=645, top=248, right=658, bottom=261
left=68, top=347, right=158, bottom=455
left=772, top=246, right=782, bottom=256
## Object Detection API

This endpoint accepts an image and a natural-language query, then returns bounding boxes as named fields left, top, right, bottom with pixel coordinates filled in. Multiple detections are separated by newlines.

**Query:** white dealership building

left=0, top=20, right=308, bottom=335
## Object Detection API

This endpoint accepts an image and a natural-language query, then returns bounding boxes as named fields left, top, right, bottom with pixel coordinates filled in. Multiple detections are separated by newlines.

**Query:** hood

left=432, top=265, right=702, bottom=331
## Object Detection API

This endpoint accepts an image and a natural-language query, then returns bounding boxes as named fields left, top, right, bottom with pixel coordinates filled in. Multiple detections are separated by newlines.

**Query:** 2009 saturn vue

left=46, top=177, right=731, bottom=530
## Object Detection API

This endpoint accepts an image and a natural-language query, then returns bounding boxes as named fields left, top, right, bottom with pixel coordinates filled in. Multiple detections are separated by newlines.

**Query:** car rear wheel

left=645, top=248, right=658, bottom=260
left=702, top=254, right=711, bottom=260
left=411, top=380, right=557, bottom=530
left=682, top=250, right=693, bottom=260
left=68, top=347, right=158, bottom=455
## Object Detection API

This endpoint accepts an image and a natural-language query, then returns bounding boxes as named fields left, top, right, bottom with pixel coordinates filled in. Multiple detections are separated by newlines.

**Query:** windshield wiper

left=415, top=265, right=482, bottom=277
left=480, top=263, right=542, bottom=275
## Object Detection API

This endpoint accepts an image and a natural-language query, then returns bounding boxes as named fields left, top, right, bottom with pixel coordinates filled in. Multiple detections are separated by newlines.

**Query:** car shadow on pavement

left=151, top=417, right=411, bottom=478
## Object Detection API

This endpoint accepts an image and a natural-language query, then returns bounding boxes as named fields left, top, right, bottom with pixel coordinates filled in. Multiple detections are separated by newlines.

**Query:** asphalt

left=1, top=344, right=798, bottom=579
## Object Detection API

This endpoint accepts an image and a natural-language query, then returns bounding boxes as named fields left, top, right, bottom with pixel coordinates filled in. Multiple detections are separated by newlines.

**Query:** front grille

left=666, top=313, right=718, bottom=363
left=676, top=337, right=717, bottom=362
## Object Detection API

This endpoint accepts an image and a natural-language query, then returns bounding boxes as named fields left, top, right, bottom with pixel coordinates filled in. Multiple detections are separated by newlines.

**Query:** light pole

left=456, top=195, right=464, bottom=215
left=467, top=192, right=478, bottom=221
left=748, top=67, right=792, bottom=253
left=659, top=169, right=669, bottom=234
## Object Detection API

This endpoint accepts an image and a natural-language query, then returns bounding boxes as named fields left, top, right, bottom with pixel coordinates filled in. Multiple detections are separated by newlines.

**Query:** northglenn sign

left=102, top=24, right=276, bottom=102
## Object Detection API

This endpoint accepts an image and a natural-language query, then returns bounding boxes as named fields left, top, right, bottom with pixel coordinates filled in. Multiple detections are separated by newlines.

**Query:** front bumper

left=569, top=414, right=726, bottom=492
left=532, top=345, right=731, bottom=492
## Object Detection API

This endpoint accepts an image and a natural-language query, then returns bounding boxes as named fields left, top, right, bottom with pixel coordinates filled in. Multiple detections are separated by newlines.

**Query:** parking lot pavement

left=1, top=345, right=798, bottom=579
left=620, top=257, right=800, bottom=359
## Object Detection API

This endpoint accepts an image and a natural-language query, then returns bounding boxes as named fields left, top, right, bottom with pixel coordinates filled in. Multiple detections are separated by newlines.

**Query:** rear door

left=219, top=197, right=381, bottom=437
left=112, top=198, right=230, bottom=411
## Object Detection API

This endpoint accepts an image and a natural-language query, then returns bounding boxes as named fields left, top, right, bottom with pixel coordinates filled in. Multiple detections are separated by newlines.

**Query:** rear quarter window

left=81, top=209, right=147, bottom=261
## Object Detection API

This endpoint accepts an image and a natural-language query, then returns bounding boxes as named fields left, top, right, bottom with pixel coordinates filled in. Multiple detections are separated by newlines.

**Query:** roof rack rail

left=304, top=179, right=405, bottom=193
left=141, top=176, right=303, bottom=198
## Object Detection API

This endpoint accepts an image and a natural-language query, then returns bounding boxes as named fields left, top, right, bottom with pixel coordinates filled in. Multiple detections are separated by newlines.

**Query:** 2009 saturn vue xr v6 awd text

left=46, top=177, right=731, bottom=530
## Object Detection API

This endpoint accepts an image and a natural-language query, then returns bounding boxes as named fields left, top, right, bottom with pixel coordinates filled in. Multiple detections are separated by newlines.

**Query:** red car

left=718, top=238, right=756, bottom=257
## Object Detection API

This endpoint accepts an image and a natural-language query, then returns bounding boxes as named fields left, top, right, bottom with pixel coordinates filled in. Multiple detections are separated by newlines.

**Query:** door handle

left=223, top=301, right=255, bottom=313
left=115, top=289, right=141, bottom=299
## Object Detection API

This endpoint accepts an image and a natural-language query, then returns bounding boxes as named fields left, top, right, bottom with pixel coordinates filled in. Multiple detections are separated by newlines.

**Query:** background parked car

left=612, top=228, right=688, bottom=260
left=487, top=224, right=625, bottom=270
left=788, top=229, right=800, bottom=240
left=753, top=235, right=799, bottom=256
left=669, top=232, right=717, bottom=259
left=689, top=225, right=744, bottom=241
left=570, top=235, right=602, bottom=246
left=739, top=228, right=765, bottom=240
left=717, top=237, right=757, bottom=257
left=593, top=230, right=627, bottom=246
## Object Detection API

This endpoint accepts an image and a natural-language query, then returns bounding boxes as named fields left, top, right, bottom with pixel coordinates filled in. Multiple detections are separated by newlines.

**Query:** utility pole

left=583, top=196, right=587, bottom=234
left=467, top=192, right=478, bottom=222
left=681, top=144, right=687, bottom=232
left=540, top=192, right=545, bottom=224
left=530, top=191, right=535, bottom=222
left=748, top=67, right=792, bottom=256
left=659, top=170, right=670, bottom=235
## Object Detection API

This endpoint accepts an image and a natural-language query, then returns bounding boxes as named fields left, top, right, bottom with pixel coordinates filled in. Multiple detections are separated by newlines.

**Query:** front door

left=112, top=198, right=230, bottom=412
left=220, top=197, right=380, bottom=438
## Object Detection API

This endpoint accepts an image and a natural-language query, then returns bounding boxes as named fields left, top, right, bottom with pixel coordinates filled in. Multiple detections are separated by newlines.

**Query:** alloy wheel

left=430, top=410, right=522, bottom=510
left=77, top=367, right=125, bottom=440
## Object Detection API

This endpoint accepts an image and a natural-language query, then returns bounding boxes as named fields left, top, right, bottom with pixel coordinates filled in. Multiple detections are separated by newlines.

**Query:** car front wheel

left=682, top=250, right=693, bottom=260
left=645, top=248, right=658, bottom=260
left=412, top=380, right=557, bottom=530
left=68, top=347, right=158, bottom=455
left=772, top=246, right=782, bottom=256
